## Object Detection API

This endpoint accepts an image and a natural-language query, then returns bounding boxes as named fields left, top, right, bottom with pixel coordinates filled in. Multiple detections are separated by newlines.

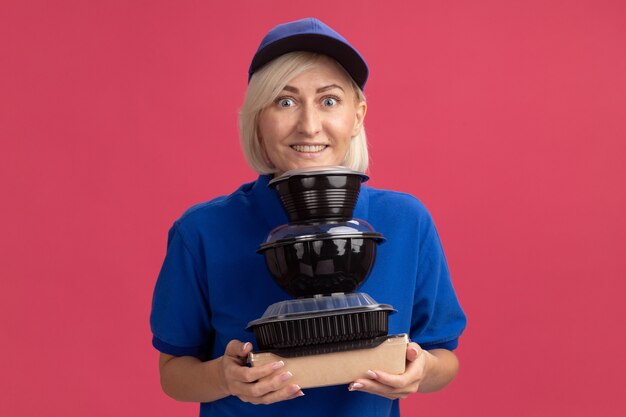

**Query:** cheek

left=328, top=113, right=357, bottom=139
left=258, top=112, right=289, bottom=144
left=257, top=116, right=272, bottom=141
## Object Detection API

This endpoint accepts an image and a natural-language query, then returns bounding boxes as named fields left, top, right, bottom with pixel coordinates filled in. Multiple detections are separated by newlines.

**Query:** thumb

left=224, top=339, right=253, bottom=359
left=406, top=343, right=422, bottom=362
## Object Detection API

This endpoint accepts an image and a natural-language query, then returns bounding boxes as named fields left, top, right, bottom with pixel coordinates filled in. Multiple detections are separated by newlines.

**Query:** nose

left=297, top=104, right=322, bottom=137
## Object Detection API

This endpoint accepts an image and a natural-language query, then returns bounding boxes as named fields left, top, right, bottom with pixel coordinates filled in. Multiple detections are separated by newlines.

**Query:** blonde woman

left=150, top=17, right=466, bottom=417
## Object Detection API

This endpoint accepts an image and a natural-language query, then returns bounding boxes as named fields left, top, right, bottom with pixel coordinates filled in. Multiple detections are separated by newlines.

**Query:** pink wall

left=2, top=1, right=625, bottom=416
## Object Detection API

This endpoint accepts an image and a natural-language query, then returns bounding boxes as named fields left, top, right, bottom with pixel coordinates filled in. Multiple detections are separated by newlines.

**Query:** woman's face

left=257, top=59, right=366, bottom=177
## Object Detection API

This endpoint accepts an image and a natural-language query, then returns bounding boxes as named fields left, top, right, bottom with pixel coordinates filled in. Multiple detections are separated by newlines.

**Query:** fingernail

left=367, top=370, right=378, bottom=379
left=289, top=384, right=302, bottom=394
left=242, top=342, right=251, bottom=353
left=297, top=390, right=305, bottom=397
left=411, top=347, right=420, bottom=356
left=280, top=371, right=293, bottom=382
left=349, top=382, right=364, bottom=391
left=271, top=361, right=285, bottom=370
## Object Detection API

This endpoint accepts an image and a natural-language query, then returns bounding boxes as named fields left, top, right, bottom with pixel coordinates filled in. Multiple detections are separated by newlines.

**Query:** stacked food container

left=247, top=166, right=408, bottom=388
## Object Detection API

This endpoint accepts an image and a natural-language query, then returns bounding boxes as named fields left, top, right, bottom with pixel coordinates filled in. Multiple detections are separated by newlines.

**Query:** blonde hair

left=239, top=52, right=369, bottom=174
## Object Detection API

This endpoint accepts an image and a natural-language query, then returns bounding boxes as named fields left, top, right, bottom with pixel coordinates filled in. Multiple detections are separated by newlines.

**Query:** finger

left=351, top=373, right=421, bottom=399
left=406, top=342, right=422, bottom=362
left=240, top=383, right=304, bottom=405
left=224, top=340, right=252, bottom=359
left=348, top=379, right=410, bottom=400
left=362, top=369, right=410, bottom=389
left=245, top=369, right=295, bottom=397
left=228, top=359, right=287, bottom=384
left=370, top=343, right=427, bottom=387
left=234, top=369, right=300, bottom=402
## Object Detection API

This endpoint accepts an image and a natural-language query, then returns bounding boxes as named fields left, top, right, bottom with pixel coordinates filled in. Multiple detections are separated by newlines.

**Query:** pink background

left=2, top=0, right=625, bottom=416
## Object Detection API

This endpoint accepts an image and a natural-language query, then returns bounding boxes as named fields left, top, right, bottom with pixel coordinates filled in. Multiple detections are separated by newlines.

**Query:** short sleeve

left=150, top=222, right=213, bottom=357
left=410, top=220, right=466, bottom=350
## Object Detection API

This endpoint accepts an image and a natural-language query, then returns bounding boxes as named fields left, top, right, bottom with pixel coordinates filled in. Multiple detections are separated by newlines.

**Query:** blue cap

left=248, top=18, right=369, bottom=90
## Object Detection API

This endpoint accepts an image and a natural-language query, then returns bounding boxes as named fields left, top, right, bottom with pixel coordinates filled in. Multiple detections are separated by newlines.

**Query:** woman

left=150, top=18, right=466, bottom=417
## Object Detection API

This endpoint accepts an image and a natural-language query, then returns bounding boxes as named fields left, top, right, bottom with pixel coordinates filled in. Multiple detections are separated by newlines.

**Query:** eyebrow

left=282, top=84, right=345, bottom=94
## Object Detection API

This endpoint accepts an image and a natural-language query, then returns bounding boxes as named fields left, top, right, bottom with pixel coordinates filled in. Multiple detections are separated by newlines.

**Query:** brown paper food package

left=248, top=334, right=408, bottom=389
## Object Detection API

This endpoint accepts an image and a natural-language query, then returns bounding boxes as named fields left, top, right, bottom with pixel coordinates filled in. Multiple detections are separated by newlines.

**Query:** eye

left=322, top=97, right=339, bottom=107
left=276, top=97, right=295, bottom=108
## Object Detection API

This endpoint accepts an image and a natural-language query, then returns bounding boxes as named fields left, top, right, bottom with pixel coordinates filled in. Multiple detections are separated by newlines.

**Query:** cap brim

left=248, top=34, right=368, bottom=89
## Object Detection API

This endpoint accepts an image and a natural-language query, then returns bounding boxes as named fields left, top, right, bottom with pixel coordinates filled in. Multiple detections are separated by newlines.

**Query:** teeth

left=291, top=145, right=327, bottom=153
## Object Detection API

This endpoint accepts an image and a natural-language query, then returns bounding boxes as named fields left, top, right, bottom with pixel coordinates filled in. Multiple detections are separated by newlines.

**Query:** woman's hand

left=219, top=340, right=305, bottom=405
left=347, top=343, right=459, bottom=399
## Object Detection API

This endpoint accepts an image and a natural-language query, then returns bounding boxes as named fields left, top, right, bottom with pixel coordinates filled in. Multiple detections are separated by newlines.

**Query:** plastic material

left=253, top=334, right=390, bottom=358
left=247, top=293, right=395, bottom=350
left=269, top=166, right=368, bottom=223
left=251, top=166, right=394, bottom=355
left=259, top=235, right=382, bottom=297
left=259, top=219, right=383, bottom=249
left=251, top=292, right=388, bottom=317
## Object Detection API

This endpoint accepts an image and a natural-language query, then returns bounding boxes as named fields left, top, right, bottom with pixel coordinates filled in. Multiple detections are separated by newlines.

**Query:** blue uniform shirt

left=150, top=175, right=466, bottom=417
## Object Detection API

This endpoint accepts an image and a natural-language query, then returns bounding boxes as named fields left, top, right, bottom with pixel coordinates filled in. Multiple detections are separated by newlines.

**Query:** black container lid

left=257, top=219, right=384, bottom=252
left=268, top=166, right=369, bottom=187
left=246, top=292, right=395, bottom=329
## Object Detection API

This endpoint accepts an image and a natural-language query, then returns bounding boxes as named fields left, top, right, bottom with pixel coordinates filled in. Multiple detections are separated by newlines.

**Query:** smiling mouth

left=291, top=145, right=328, bottom=153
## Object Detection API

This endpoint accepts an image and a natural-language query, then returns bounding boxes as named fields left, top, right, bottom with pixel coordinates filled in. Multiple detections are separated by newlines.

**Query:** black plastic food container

left=258, top=220, right=384, bottom=298
left=247, top=293, right=395, bottom=350
left=269, top=166, right=369, bottom=223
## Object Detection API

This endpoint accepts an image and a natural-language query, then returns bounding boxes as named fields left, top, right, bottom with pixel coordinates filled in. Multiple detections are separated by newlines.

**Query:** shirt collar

left=354, top=183, right=370, bottom=221
left=250, top=175, right=288, bottom=230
